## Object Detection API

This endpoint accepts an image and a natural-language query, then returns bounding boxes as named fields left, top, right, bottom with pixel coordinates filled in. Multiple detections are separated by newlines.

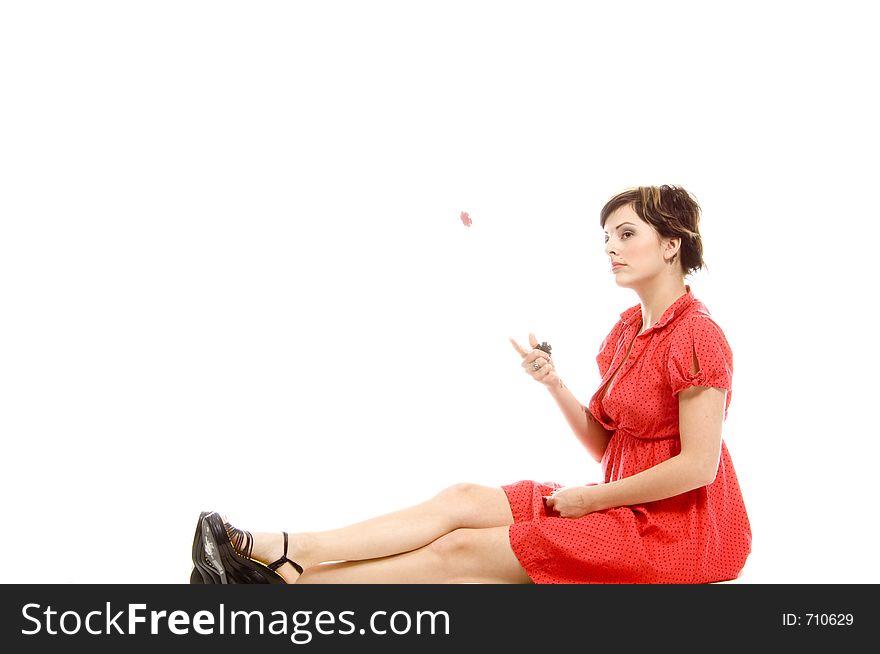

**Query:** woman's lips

left=611, top=263, right=625, bottom=271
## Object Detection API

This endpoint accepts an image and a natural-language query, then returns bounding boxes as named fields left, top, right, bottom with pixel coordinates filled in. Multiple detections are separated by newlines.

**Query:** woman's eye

left=605, top=231, right=634, bottom=243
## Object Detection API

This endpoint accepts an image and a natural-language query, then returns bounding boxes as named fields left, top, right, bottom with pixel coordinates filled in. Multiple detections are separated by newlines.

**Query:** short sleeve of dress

left=596, top=320, right=625, bottom=377
left=667, top=316, right=733, bottom=396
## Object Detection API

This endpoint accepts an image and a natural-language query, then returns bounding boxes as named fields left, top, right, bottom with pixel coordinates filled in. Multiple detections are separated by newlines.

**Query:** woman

left=191, top=185, right=752, bottom=584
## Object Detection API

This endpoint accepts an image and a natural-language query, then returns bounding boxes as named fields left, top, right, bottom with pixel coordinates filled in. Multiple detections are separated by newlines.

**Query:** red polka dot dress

left=502, top=286, right=752, bottom=583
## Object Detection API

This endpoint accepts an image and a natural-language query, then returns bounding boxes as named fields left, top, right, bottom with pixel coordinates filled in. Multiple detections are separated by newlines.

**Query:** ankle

left=291, top=532, right=318, bottom=568
left=247, top=531, right=313, bottom=568
left=247, top=532, right=283, bottom=564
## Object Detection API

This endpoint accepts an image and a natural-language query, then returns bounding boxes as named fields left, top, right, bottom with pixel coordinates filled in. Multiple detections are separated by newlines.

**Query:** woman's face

left=603, top=204, right=678, bottom=288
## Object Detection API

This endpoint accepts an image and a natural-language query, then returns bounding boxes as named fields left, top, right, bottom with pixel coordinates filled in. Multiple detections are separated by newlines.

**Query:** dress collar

left=619, top=285, right=695, bottom=334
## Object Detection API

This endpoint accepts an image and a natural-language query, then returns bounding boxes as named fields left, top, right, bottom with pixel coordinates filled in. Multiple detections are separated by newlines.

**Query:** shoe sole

left=191, top=510, right=224, bottom=584
left=200, top=513, right=229, bottom=583
left=190, top=511, right=207, bottom=583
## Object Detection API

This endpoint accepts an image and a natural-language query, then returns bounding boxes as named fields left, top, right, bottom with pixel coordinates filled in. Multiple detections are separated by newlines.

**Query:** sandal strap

left=266, top=532, right=304, bottom=575
left=225, top=522, right=254, bottom=559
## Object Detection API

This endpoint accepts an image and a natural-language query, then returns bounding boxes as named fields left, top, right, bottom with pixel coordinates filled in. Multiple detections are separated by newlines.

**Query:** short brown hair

left=600, top=185, right=706, bottom=276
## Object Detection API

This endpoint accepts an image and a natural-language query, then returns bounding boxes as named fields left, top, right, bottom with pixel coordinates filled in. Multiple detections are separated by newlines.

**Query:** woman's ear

left=664, top=237, right=681, bottom=263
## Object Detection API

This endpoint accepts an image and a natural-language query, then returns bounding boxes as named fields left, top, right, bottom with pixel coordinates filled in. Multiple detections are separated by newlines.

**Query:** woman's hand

left=543, top=485, right=598, bottom=519
left=509, top=332, right=560, bottom=389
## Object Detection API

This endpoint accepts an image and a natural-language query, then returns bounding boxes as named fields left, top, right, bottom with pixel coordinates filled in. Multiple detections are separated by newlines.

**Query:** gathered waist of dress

left=614, top=427, right=679, bottom=442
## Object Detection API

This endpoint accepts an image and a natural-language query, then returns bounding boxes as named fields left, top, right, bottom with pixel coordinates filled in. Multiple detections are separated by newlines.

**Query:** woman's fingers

left=509, top=337, right=528, bottom=358
left=524, top=355, right=548, bottom=369
left=511, top=335, right=551, bottom=363
left=527, top=358, right=554, bottom=376
left=512, top=335, right=558, bottom=387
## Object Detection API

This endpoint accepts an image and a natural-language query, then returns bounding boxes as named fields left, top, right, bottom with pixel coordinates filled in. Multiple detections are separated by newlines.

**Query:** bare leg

left=245, top=483, right=514, bottom=582
left=297, top=526, right=532, bottom=584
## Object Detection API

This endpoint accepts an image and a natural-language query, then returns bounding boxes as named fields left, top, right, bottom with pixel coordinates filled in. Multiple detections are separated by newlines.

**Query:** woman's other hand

left=509, top=332, right=560, bottom=389
left=543, top=485, right=596, bottom=519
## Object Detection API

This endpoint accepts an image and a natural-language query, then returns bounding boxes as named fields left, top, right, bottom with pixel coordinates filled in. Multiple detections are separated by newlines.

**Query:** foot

left=222, top=516, right=304, bottom=584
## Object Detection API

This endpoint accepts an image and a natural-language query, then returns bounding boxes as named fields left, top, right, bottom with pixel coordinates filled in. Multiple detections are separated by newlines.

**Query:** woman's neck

left=635, top=278, right=688, bottom=333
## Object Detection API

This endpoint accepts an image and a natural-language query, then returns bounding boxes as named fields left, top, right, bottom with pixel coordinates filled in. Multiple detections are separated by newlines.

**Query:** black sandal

left=193, top=511, right=302, bottom=584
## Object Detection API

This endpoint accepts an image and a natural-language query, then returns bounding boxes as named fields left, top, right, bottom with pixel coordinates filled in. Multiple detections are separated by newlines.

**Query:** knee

left=434, top=483, right=484, bottom=507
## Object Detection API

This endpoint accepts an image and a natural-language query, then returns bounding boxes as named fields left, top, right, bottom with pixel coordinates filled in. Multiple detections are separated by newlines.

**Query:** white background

left=1, top=1, right=877, bottom=584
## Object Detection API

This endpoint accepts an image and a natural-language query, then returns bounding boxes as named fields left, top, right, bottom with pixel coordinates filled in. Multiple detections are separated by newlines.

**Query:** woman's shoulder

left=668, top=300, right=733, bottom=353
left=674, top=294, right=721, bottom=326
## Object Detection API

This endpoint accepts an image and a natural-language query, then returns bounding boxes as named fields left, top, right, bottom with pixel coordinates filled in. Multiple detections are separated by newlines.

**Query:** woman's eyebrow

left=604, top=221, right=637, bottom=233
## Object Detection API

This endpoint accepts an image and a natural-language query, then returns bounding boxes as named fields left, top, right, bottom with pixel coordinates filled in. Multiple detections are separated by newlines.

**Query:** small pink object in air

left=460, top=211, right=472, bottom=227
